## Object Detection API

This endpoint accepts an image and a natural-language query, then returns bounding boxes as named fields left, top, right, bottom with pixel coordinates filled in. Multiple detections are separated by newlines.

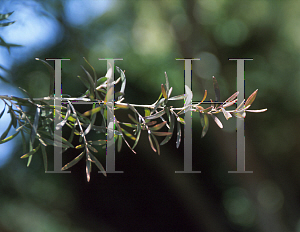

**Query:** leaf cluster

left=0, top=58, right=267, bottom=181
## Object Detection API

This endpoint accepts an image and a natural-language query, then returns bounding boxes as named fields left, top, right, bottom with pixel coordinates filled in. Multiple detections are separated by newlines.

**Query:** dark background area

left=0, top=0, right=299, bottom=231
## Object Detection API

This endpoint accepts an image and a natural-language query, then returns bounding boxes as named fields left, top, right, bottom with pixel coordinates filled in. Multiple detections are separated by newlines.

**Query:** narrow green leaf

left=145, top=121, right=156, bottom=127
left=160, top=112, right=175, bottom=145
left=81, top=65, right=96, bottom=100
left=41, top=145, right=48, bottom=172
left=128, top=114, right=139, bottom=124
left=177, top=117, right=185, bottom=124
left=54, top=133, right=74, bottom=148
left=150, top=133, right=160, bottom=155
left=212, top=76, right=220, bottom=103
left=21, top=144, right=40, bottom=159
left=20, top=130, right=26, bottom=153
left=0, top=21, right=15, bottom=27
left=83, top=113, right=96, bottom=136
left=30, top=107, right=40, bottom=145
left=161, top=84, right=168, bottom=99
left=83, top=57, right=97, bottom=83
left=148, top=133, right=156, bottom=153
left=0, top=104, right=5, bottom=119
left=164, top=72, right=169, bottom=95
left=117, top=135, right=122, bottom=152
left=119, top=122, right=137, bottom=129
left=83, top=105, right=102, bottom=117
left=87, top=144, right=98, bottom=153
left=78, top=75, right=90, bottom=89
left=132, top=124, right=141, bottom=150
left=0, top=11, right=14, bottom=21
left=62, top=150, right=85, bottom=171
left=0, top=120, right=12, bottom=140
left=89, top=153, right=106, bottom=177
left=116, top=66, right=126, bottom=101
left=149, top=121, right=167, bottom=131
left=199, top=113, right=209, bottom=138
left=35, top=58, right=54, bottom=96
left=145, top=110, right=165, bottom=120
left=75, top=144, right=85, bottom=149
left=121, top=128, right=136, bottom=141
left=168, top=94, right=185, bottom=101
left=0, top=130, right=19, bottom=144
left=88, top=140, right=107, bottom=146
left=152, top=131, right=172, bottom=136
left=176, top=121, right=181, bottom=148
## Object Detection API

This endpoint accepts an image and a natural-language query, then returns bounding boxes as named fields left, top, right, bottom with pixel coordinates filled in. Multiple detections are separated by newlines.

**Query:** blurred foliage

left=0, top=0, right=299, bottom=231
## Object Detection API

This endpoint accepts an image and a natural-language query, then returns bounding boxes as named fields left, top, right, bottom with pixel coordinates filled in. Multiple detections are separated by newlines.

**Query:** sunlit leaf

left=82, top=105, right=102, bottom=117
left=121, top=127, right=136, bottom=141
left=75, top=144, right=85, bottom=149
left=0, top=130, right=19, bottom=144
left=161, top=84, right=168, bottom=99
left=56, top=104, right=71, bottom=130
left=168, top=87, right=173, bottom=98
left=21, top=144, right=40, bottom=159
left=119, top=122, right=137, bottom=129
left=246, top=108, right=267, bottom=113
left=245, top=89, right=258, bottom=108
left=86, top=153, right=92, bottom=182
left=210, top=114, right=223, bottom=128
left=184, top=85, right=193, bottom=110
left=62, top=150, right=85, bottom=171
left=221, top=108, right=232, bottom=120
left=177, top=116, right=185, bottom=124
left=115, top=103, right=129, bottom=109
left=83, top=112, right=96, bottom=136
left=116, top=66, right=126, bottom=101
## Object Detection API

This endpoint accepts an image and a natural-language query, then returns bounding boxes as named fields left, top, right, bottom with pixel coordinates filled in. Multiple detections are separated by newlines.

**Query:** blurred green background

left=0, top=0, right=299, bottom=231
